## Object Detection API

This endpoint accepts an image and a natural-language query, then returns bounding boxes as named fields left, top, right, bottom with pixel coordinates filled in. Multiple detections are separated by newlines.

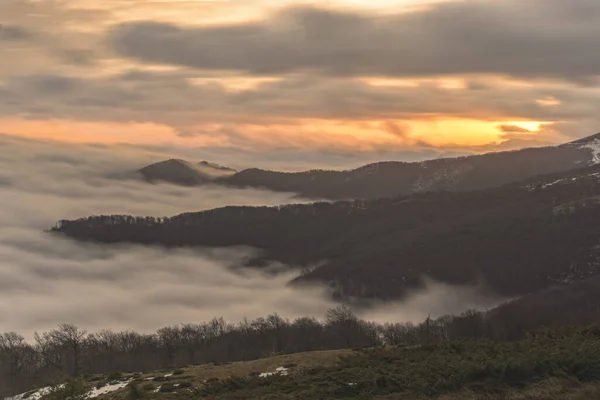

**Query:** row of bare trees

left=1, top=307, right=490, bottom=397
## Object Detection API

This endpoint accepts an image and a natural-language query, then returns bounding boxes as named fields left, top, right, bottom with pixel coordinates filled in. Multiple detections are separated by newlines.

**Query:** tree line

left=0, top=306, right=500, bottom=398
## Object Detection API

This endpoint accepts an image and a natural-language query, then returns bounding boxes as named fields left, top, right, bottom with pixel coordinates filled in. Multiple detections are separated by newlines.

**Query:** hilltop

left=139, top=159, right=237, bottom=186
left=137, top=133, right=600, bottom=200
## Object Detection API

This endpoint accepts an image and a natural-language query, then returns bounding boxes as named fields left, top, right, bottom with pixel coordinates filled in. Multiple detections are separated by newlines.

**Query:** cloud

left=497, top=124, right=531, bottom=134
left=0, top=135, right=501, bottom=338
left=2, top=70, right=599, bottom=137
left=1, top=0, right=598, bottom=159
left=0, top=25, right=34, bottom=41
left=0, top=134, right=327, bottom=336
left=107, top=0, right=600, bottom=82
left=1, top=0, right=599, bottom=152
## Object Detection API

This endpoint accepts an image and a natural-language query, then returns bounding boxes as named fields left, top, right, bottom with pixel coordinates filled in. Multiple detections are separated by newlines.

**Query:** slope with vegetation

left=53, top=161, right=600, bottom=301
left=138, top=134, right=600, bottom=200
left=10, top=325, right=600, bottom=400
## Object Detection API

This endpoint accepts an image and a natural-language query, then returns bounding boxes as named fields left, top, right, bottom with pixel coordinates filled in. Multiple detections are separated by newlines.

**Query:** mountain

left=138, top=133, right=600, bottom=199
left=51, top=160, right=600, bottom=301
left=139, top=159, right=236, bottom=185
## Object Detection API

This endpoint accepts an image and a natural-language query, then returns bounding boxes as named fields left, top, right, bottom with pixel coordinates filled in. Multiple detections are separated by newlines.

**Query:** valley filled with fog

left=0, top=134, right=502, bottom=338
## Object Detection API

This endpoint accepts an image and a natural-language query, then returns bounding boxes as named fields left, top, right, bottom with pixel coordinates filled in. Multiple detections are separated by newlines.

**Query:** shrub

left=159, top=383, right=175, bottom=393
left=282, top=363, right=297, bottom=369
left=179, top=381, right=193, bottom=388
left=173, top=369, right=185, bottom=375
left=126, top=384, right=146, bottom=400
left=142, top=383, right=155, bottom=391
left=43, top=379, right=89, bottom=400
left=22, top=390, right=37, bottom=399
left=107, top=371, right=123, bottom=380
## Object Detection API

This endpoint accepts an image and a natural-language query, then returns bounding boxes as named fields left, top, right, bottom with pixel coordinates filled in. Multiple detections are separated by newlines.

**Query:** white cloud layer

left=0, top=134, right=504, bottom=339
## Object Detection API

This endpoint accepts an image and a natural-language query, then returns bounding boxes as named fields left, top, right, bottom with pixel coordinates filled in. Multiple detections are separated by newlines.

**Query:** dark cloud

left=383, top=121, right=409, bottom=139
left=55, top=49, right=98, bottom=66
left=2, top=68, right=599, bottom=153
left=3, top=70, right=599, bottom=126
left=497, top=124, right=531, bottom=134
left=107, top=0, right=600, bottom=82
left=0, top=24, right=34, bottom=41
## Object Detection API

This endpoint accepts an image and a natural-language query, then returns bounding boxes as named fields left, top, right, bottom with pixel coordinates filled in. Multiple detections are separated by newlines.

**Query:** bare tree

left=326, top=305, right=359, bottom=347
left=37, top=324, right=88, bottom=376
left=157, top=326, right=181, bottom=367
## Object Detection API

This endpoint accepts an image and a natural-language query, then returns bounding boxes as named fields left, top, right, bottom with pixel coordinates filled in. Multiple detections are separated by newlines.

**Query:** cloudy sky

left=2, top=0, right=599, bottom=168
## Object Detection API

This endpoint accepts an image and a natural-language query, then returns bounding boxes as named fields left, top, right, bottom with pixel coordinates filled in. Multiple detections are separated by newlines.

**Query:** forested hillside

left=53, top=163, right=600, bottom=300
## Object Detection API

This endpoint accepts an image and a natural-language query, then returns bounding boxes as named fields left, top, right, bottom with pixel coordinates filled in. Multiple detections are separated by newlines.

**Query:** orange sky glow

left=2, top=0, right=596, bottom=156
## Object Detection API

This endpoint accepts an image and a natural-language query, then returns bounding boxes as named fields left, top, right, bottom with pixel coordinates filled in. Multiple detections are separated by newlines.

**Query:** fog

left=0, top=134, right=504, bottom=338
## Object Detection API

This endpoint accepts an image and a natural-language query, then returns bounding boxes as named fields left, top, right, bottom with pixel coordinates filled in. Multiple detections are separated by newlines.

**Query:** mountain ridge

left=138, top=133, right=600, bottom=199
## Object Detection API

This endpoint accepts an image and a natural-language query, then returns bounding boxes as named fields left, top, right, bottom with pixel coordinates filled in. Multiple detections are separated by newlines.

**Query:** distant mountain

left=52, top=160, right=600, bottom=302
left=140, top=159, right=236, bottom=185
left=138, top=133, right=600, bottom=199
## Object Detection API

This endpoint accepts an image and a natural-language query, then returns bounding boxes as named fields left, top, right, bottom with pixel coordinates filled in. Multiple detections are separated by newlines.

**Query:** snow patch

left=259, top=366, right=290, bottom=378
left=4, top=385, right=63, bottom=400
left=5, top=380, right=132, bottom=400
left=88, top=380, right=131, bottom=398
left=578, top=138, right=600, bottom=165
left=542, top=179, right=565, bottom=188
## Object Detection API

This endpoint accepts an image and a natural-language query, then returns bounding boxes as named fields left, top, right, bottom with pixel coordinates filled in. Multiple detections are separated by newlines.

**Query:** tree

left=157, top=326, right=181, bottom=367
left=179, top=324, right=205, bottom=365
left=326, top=305, right=359, bottom=347
left=0, top=333, right=36, bottom=377
left=266, top=314, right=288, bottom=355
left=36, top=324, right=88, bottom=376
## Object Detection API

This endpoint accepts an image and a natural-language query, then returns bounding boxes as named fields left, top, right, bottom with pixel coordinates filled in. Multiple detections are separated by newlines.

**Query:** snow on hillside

left=88, top=380, right=131, bottom=398
left=3, top=385, right=57, bottom=400
left=259, top=366, right=290, bottom=378
left=3, top=380, right=130, bottom=400
left=580, top=138, right=600, bottom=165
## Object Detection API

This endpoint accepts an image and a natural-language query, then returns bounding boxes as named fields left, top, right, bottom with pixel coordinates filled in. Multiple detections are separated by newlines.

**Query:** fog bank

left=0, top=134, right=504, bottom=338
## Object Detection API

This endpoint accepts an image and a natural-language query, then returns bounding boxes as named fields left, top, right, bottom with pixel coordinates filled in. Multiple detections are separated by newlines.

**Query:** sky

left=2, top=0, right=600, bottom=169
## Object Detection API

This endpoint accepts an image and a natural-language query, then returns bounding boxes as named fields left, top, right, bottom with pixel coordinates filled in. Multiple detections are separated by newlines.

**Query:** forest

left=52, top=163, right=600, bottom=301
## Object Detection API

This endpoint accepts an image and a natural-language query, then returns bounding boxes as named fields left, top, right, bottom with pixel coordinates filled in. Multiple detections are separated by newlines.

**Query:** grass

left=74, top=326, right=600, bottom=399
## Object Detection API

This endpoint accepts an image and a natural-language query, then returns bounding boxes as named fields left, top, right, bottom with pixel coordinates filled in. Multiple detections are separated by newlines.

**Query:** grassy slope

left=78, top=349, right=350, bottom=399
left=78, top=326, right=600, bottom=400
